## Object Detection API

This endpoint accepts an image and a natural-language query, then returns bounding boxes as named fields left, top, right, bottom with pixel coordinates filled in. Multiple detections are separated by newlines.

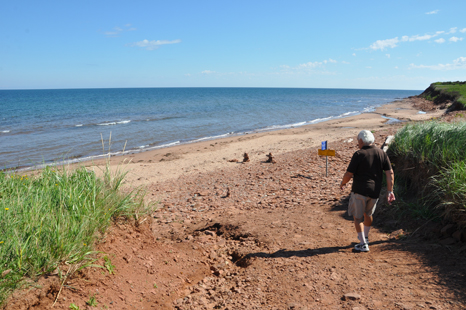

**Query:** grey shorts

left=348, top=192, right=378, bottom=219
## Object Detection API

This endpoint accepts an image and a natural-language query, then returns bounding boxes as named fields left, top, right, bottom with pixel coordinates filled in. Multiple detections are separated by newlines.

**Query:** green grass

left=69, top=304, right=81, bottom=310
left=103, top=255, right=115, bottom=274
left=389, top=120, right=466, bottom=226
left=0, top=164, right=151, bottom=305
left=389, top=121, right=466, bottom=167
left=432, top=160, right=466, bottom=224
left=429, top=81, right=466, bottom=107
left=86, top=294, right=98, bottom=307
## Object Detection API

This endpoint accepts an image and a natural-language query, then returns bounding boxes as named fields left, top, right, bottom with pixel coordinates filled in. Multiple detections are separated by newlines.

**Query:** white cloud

left=370, top=37, right=399, bottom=51
left=426, top=10, right=439, bottom=14
left=409, top=56, right=466, bottom=70
left=104, top=24, right=137, bottom=37
left=201, top=70, right=215, bottom=74
left=129, top=39, right=181, bottom=50
left=341, top=61, right=350, bottom=64
left=413, top=34, right=434, bottom=41
left=278, top=59, right=338, bottom=76
left=386, top=54, right=390, bottom=58
left=352, top=53, right=356, bottom=56
left=298, top=59, right=338, bottom=68
left=104, top=28, right=121, bottom=37
left=403, top=34, right=437, bottom=42
left=368, top=28, right=462, bottom=51
left=449, top=37, right=463, bottom=42
left=299, top=61, right=324, bottom=68
left=104, top=32, right=118, bottom=37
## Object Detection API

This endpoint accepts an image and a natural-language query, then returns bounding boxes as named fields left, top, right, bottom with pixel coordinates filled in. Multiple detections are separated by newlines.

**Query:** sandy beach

left=86, top=96, right=442, bottom=190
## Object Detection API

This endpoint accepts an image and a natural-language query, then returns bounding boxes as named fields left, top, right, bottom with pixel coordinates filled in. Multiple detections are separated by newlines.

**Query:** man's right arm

left=340, top=171, right=353, bottom=190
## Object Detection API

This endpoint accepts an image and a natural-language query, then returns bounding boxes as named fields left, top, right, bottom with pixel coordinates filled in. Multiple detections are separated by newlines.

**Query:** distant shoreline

left=0, top=86, right=424, bottom=91
left=2, top=88, right=420, bottom=171
left=11, top=107, right=374, bottom=172
left=78, top=96, right=443, bottom=189
left=9, top=96, right=436, bottom=175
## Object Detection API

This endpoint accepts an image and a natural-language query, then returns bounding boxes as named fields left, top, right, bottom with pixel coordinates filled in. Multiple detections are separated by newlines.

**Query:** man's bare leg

left=363, top=213, right=373, bottom=226
left=354, top=216, right=365, bottom=244
left=353, top=216, right=364, bottom=232
left=363, top=213, right=373, bottom=241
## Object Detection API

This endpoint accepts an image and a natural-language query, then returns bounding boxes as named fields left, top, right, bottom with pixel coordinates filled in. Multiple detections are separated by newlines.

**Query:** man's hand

left=387, top=191, right=396, bottom=205
left=385, top=170, right=395, bottom=205
left=340, top=171, right=353, bottom=191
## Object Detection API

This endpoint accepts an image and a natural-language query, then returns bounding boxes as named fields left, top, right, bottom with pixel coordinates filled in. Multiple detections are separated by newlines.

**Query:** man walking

left=340, top=130, right=395, bottom=252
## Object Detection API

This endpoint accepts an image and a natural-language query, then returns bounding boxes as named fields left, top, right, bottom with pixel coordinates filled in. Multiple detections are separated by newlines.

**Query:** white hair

left=357, top=130, right=375, bottom=145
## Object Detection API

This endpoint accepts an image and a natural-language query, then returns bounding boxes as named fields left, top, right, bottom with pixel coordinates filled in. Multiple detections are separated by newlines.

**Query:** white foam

left=1, top=130, right=10, bottom=133
left=307, top=116, right=333, bottom=124
left=75, top=124, right=83, bottom=127
left=148, top=141, right=181, bottom=149
left=341, top=111, right=358, bottom=116
left=363, top=106, right=377, bottom=113
left=191, top=133, right=232, bottom=143
left=97, top=120, right=131, bottom=126
left=97, top=122, right=117, bottom=126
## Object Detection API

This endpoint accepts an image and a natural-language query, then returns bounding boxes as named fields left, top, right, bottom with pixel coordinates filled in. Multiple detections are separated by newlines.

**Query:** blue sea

left=0, top=88, right=421, bottom=170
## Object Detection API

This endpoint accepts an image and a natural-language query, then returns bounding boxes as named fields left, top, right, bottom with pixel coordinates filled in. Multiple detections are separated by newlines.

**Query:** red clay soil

left=4, top=108, right=466, bottom=310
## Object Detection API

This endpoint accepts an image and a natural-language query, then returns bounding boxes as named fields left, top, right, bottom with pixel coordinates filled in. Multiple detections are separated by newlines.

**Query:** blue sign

left=321, top=141, right=327, bottom=150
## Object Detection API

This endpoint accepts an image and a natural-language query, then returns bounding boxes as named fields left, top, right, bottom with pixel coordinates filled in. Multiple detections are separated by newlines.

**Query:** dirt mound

left=3, top=222, right=210, bottom=310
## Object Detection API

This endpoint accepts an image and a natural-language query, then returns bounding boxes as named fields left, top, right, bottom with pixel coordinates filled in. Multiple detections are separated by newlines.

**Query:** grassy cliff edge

left=420, top=81, right=466, bottom=111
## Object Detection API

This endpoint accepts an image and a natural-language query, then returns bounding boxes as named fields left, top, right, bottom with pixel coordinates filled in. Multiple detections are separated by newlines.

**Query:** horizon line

left=0, top=86, right=424, bottom=91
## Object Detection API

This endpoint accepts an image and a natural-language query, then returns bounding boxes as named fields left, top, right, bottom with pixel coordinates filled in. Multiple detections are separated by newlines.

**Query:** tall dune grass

left=389, top=121, right=466, bottom=226
left=0, top=164, right=151, bottom=305
left=389, top=121, right=466, bottom=167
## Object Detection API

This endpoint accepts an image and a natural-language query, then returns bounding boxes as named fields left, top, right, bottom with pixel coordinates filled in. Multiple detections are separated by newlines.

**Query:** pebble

left=343, top=293, right=361, bottom=301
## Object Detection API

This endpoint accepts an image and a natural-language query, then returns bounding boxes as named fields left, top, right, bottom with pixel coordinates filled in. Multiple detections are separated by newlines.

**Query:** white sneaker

left=354, top=243, right=369, bottom=252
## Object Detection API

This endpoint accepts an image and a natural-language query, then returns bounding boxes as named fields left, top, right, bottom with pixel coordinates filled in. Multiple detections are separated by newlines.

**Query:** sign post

left=318, top=141, right=336, bottom=177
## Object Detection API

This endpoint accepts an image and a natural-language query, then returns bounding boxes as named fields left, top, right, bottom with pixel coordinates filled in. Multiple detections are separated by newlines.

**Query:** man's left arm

left=385, top=169, right=395, bottom=204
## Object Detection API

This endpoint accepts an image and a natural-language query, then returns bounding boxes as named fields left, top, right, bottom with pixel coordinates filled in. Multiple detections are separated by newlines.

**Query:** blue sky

left=1, top=1, right=465, bottom=90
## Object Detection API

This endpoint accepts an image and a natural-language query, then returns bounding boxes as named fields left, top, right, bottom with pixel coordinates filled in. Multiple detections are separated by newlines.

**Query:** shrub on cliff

left=388, top=121, right=466, bottom=227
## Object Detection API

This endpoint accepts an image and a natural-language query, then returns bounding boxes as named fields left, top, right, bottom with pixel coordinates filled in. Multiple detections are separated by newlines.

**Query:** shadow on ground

left=327, top=193, right=466, bottom=305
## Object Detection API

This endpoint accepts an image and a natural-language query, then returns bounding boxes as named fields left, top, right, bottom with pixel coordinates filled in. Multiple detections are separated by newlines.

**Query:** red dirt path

left=4, top=101, right=466, bottom=310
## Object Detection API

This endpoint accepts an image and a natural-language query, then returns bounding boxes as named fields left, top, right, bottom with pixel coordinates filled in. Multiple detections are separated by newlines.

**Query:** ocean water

left=0, top=88, right=420, bottom=169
